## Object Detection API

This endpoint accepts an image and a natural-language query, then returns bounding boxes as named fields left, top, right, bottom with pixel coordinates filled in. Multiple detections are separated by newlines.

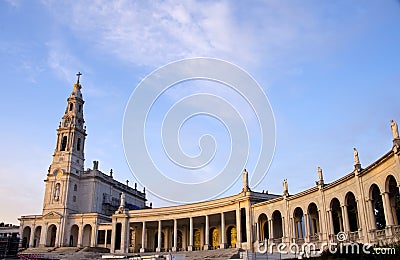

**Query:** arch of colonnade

left=253, top=168, right=400, bottom=250
left=106, top=147, right=400, bottom=254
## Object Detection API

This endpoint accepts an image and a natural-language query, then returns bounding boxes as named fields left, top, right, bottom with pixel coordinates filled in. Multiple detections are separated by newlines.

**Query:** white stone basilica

left=19, top=75, right=400, bottom=254
left=19, top=75, right=147, bottom=250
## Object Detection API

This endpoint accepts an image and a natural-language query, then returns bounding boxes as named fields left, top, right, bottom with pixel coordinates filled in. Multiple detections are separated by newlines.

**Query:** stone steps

left=19, top=247, right=242, bottom=259
left=140, top=248, right=241, bottom=259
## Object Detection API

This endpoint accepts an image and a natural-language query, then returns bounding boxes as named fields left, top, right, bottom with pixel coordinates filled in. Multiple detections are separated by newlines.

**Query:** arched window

left=257, top=214, right=269, bottom=241
left=69, top=103, right=73, bottom=111
left=307, top=203, right=320, bottom=236
left=293, top=207, right=305, bottom=239
left=74, top=184, right=77, bottom=191
left=386, top=175, right=400, bottom=225
left=370, top=184, right=386, bottom=229
left=272, top=210, right=283, bottom=238
left=330, top=198, right=343, bottom=234
left=60, top=136, right=67, bottom=151
left=63, top=117, right=70, bottom=127
left=77, top=138, right=81, bottom=151
left=345, top=192, right=359, bottom=232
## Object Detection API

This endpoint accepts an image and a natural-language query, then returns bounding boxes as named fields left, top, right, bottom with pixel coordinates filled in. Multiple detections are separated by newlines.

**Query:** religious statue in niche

left=54, top=183, right=60, bottom=201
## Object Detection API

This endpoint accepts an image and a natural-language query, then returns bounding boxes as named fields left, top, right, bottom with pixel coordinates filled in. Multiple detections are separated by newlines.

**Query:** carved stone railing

left=393, top=225, right=400, bottom=235
left=328, top=234, right=337, bottom=243
left=348, top=231, right=359, bottom=242
left=294, top=238, right=305, bottom=245
left=309, top=234, right=319, bottom=242
left=392, top=225, right=400, bottom=243
left=376, top=229, right=386, bottom=239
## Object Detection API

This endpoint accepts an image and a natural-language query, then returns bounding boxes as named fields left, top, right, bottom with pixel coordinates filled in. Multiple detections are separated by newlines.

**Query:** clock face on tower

left=56, top=169, right=63, bottom=179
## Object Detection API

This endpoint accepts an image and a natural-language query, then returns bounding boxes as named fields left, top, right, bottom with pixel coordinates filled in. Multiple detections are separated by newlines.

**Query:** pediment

left=43, top=211, right=63, bottom=219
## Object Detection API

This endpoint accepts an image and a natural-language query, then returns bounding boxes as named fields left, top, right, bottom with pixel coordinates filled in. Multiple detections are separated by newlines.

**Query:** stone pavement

left=17, top=247, right=301, bottom=259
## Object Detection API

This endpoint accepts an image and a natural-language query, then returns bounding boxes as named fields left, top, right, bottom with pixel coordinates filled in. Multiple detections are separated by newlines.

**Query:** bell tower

left=50, top=72, right=86, bottom=175
left=43, top=73, right=87, bottom=214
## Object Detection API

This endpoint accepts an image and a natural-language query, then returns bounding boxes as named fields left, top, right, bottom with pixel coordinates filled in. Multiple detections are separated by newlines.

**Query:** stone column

left=140, top=222, right=146, bottom=253
left=310, top=216, right=315, bottom=236
left=338, top=213, right=343, bottom=232
left=293, top=218, right=297, bottom=238
left=256, top=222, right=260, bottom=241
left=382, top=192, right=394, bottom=226
left=397, top=186, right=400, bottom=226
left=317, top=210, right=322, bottom=234
left=91, top=223, right=97, bottom=247
left=188, top=217, right=193, bottom=251
left=121, top=220, right=127, bottom=253
left=328, top=209, right=334, bottom=235
left=366, top=199, right=376, bottom=230
left=77, top=224, right=83, bottom=247
left=245, top=207, right=252, bottom=248
left=104, top=230, right=108, bottom=248
left=342, top=205, right=350, bottom=232
left=110, top=221, right=116, bottom=253
left=220, top=212, right=226, bottom=248
left=172, top=219, right=178, bottom=252
left=268, top=219, right=273, bottom=241
left=304, top=213, right=310, bottom=242
left=281, top=216, right=285, bottom=238
left=39, top=223, right=47, bottom=247
left=54, top=223, right=60, bottom=248
left=236, top=209, right=242, bottom=247
left=290, top=218, right=294, bottom=238
left=29, top=226, right=35, bottom=248
left=204, top=215, right=209, bottom=250
left=121, top=218, right=129, bottom=253
left=318, top=210, right=324, bottom=241
left=56, top=133, right=60, bottom=151
left=156, top=220, right=162, bottom=252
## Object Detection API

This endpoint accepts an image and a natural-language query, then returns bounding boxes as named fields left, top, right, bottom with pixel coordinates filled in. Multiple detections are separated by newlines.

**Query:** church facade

left=19, top=76, right=400, bottom=254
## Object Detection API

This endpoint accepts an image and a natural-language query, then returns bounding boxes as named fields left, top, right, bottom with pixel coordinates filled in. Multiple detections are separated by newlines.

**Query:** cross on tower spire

left=76, top=72, right=82, bottom=84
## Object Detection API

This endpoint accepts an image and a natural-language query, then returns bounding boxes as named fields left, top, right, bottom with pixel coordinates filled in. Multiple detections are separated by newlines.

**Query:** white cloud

left=5, top=0, right=20, bottom=8
left=46, top=41, right=84, bottom=84
left=41, top=0, right=259, bottom=67
left=39, top=0, right=375, bottom=74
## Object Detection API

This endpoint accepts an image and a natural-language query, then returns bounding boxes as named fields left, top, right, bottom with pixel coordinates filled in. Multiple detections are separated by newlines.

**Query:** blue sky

left=1, top=0, right=400, bottom=224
